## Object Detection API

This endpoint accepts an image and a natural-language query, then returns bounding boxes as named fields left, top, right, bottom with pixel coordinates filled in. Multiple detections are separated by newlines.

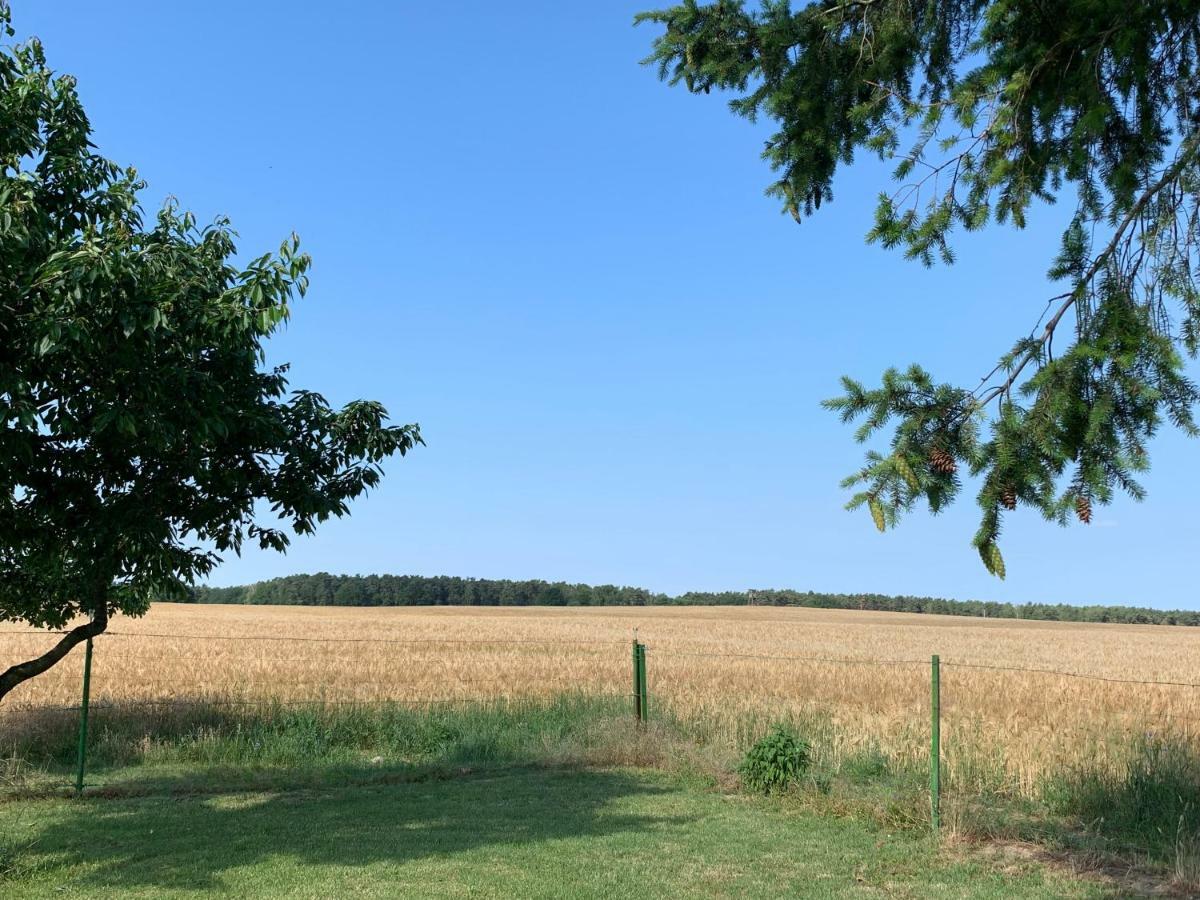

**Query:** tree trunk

left=0, top=605, right=108, bottom=703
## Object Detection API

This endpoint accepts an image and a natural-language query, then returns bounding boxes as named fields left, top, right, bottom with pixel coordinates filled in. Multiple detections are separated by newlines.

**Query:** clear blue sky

left=21, top=2, right=1200, bottom=607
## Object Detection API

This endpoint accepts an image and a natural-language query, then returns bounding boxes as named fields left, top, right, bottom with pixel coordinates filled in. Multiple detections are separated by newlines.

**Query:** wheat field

left=3, top=603, right=1199, bottom=792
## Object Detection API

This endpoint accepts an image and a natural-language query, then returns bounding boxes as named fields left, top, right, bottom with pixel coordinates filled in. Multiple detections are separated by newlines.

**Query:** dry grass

left=3, top=603, right=1199, bottom=793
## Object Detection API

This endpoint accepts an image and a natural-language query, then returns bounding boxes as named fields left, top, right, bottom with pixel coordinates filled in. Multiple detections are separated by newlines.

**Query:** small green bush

left=739, top=725, right=810, bottom=795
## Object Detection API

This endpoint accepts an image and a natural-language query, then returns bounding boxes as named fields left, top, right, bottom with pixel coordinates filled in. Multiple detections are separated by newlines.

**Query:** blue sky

left=21, top=2, right=1200, bottom=607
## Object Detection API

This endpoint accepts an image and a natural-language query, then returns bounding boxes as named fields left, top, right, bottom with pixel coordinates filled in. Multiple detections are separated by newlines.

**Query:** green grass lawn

left=1, top=765, right=1110, bottom=899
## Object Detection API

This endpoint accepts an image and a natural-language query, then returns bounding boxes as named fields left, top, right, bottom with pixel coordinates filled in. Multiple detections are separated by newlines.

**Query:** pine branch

left=974, top=136, right=1200, bottom=410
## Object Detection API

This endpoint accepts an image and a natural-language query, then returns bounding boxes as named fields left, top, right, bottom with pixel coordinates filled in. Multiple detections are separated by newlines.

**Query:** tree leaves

left=0, top=16, right=422, bottom=652
left=640, top=0, right=1200, bottom=574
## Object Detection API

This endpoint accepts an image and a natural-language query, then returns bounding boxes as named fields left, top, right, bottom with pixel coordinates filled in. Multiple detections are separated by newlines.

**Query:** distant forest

left=186, top=574, right=1199, bottom=626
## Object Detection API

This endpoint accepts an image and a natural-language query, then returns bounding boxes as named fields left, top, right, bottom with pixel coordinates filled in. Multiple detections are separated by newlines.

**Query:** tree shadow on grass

left=14, top=765, right=687, bottom=893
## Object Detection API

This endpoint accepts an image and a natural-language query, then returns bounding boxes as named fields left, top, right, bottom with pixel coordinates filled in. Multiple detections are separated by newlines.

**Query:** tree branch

left=821, top=0, right=882, bottom=14
left=0, top=604, right=108, bottom=703
left=974, top=137, right=1200, bottom=409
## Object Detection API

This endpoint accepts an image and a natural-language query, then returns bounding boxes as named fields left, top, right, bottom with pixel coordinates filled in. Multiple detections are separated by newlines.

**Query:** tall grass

left=6, top=689, right=1200, bottom=883
left=1043, top=736, right=1200, bottom=856
left=4, top=601, right=1199, bottom=802
left=1, top=695, right=638, bottom=772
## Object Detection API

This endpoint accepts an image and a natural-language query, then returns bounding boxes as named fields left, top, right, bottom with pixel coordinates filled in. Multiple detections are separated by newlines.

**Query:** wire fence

left=3, top=628, right=1196, bottom=706
left=3, top=625, right=1199, bottom=819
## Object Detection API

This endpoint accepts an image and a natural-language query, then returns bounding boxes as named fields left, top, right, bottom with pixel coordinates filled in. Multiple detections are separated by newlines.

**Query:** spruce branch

left=640, top=0, right=1200, bottom=573
left=974, top=136, right=1200, bottom=412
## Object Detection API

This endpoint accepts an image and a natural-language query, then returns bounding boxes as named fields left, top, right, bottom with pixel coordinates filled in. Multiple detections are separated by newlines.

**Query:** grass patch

left=2, top=694, right=1195, bottom=894
left=0, top=766, right=1109, bottom=898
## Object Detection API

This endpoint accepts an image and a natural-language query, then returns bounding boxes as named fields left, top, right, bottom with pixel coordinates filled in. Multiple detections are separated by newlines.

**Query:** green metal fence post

left=930, top=653, right=941, bottom=834
left=632, top=640, right=643, bottom=722
left=74, top=635, right=94, bottom=797
left=637, top=644, right=648, bottom=722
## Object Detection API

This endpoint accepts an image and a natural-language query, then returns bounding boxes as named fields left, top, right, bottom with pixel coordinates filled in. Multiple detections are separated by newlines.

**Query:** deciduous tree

left=0, top=8, right=421, bottom=701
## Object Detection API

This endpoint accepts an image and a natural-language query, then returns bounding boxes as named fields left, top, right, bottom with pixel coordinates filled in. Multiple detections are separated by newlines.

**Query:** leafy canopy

left=637, top=0, right=1200, bottom=574
left=0, top=7, right=420, bottom=697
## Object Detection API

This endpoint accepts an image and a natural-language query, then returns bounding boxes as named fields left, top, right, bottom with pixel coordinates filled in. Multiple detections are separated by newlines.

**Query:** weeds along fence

left=2, top=626, right=1199, bottom=828
left=639, top=642, right=1200, bottom=828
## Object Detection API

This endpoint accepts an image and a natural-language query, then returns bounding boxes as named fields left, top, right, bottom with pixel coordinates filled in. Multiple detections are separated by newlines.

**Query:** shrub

left=738, top=725, right=810, bottom=795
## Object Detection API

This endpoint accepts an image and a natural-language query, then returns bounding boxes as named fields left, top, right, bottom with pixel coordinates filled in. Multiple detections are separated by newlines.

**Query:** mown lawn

left=0, top=765, right=1109, bottom=899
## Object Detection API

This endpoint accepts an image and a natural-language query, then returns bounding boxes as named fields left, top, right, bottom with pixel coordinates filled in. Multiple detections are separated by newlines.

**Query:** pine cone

left=929, top=448, right=957, bottom=474
left=1075, top=494, right=1092, bottom=524
left=1000, top=486, right=1017, bottom=510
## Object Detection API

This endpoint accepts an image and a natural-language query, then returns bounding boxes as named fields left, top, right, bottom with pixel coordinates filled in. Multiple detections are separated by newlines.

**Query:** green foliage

left=0, top=7, right=420, bottom=697
left=738, top=724, right=811, bottom=794
left=185, top=572, right=1200, bottom=625
left=638, top=0, right=1200, bottom=571
left=190, top=573, right=660, bottom=607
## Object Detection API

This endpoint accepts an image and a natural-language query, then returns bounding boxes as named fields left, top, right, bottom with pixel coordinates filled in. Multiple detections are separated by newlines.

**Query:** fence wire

left=4, top=628, right=1199, bottom=746
left=941, top=658, right=1200, bottom=688
left=5, top=625, right=1200, bottom=818
left=648, top=648, right=926, bottom=672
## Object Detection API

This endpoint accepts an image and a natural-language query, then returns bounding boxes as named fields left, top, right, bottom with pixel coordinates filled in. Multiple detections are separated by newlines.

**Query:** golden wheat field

left=3, top=603, right=1199, bottom=791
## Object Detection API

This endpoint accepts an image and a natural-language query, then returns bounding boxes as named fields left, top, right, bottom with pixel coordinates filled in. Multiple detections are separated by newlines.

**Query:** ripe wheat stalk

left=2, top=604, right=1196, bottom=793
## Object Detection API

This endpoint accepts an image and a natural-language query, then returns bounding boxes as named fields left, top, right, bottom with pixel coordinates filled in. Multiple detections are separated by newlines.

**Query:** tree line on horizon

left=184, top=574, right=1200, bottom=626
